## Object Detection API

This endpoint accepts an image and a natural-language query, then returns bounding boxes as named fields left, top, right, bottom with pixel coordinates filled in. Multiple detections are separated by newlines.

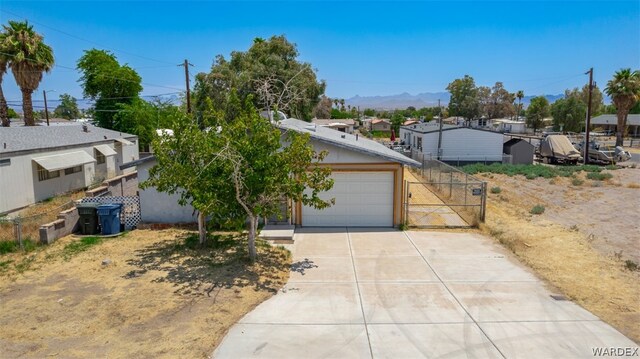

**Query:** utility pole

left=584, top=67, right=594, bottom=165
left=437, top=99, right=443, bottom=160
left=43, top=90, right=50, bottom=126
left=179, top=59, right=194, bottom=114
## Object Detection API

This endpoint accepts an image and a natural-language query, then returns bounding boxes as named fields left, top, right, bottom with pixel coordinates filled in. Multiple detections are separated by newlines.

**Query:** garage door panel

left=302, top=172, right=393, bottom=227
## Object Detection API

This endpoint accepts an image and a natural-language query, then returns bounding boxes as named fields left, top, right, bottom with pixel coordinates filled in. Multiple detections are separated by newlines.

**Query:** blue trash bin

left=97, top=204, right=123, bottom=235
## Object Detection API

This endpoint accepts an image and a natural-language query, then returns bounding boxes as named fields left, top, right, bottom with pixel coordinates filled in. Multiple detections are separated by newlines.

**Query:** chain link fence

left=405, top=151, right=487, bottom=227
left=0, top=201, right=75, bottom=249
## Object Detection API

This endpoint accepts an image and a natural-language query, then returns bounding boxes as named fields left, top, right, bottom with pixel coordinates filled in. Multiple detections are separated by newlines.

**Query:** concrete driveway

left=213, top=228, right=637, bottom=358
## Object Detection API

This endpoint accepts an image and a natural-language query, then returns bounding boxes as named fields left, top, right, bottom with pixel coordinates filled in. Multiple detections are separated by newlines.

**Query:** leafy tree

left=114, top=98, right=184, bottom=149
left=526, top=96, right=550, bottom=133
left=485, top=82, right=516, bottom=119
left=391, top=112, right=404, bottom=133
left=195, top=35, right=325, bottom=121
left=447, top=75, right=481, bottom=125
left=146, top=93, right=334, bottom=261
left=604, top=68, right=640, bottom=146
left=3, top=21, right=54, bottom=126
left=53, top=93, right=80, bottom=120
left=77, top=49, right=142, bottom=130
left=7, top=107, right=18, bottom=118
left=363, top=108, right=376, bottom=116
left=550, top=96, right=585, bottom=132
left=330, top=108, right=351, bottom=119
left=313, top=95, right=332, bottom=118
left=565, top=84, right=604, bottom=116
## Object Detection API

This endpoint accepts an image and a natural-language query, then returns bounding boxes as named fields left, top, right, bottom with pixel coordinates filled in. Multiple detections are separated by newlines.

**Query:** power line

left=0, top=9, right=176, bottom=66
left=5, top=92, right=182, bottom=103
left=0, top=50, right=184, bottom=92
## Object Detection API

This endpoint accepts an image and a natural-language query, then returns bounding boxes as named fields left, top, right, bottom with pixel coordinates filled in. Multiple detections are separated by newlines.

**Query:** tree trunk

left=0, top=81, right=9, bottom=127
left=22, top=88, right=35, bottom=126
left=616, top=110, right=625, bottom=147
left=198, top=212, right=207, bottom=245
left=248, top=215, right=257, bottom=262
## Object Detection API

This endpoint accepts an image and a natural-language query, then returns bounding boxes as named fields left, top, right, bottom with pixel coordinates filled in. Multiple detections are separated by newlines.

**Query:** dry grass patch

left=0, top=229, right=290, bottom=358
left=481, top=177, right=640, bottom=343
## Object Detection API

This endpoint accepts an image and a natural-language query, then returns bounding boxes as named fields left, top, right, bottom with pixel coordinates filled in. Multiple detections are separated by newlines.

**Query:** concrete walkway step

left=259, top=224, right=295, bottom=244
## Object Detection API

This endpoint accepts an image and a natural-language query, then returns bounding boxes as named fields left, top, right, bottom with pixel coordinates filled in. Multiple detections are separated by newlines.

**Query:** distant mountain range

left=344, top=92, right=565, bottom=110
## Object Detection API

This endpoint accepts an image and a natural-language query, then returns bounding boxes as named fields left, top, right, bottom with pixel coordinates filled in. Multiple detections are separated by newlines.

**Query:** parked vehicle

left=537, top=135, right=582, bottom=164
left=575, top=141, right=632, bottom=164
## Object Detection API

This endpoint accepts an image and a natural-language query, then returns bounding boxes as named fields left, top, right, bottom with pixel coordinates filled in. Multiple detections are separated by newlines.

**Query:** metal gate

left=403, top=155, right=487, bottom=228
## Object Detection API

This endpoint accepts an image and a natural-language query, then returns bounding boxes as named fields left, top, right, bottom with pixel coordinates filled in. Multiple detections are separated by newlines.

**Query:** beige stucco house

left=124, top=118, right=419, bottom=227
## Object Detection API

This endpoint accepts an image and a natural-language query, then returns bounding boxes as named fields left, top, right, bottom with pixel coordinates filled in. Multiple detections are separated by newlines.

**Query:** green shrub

left=625, top=260, right=639, bottom=271
left=0, top=241, right=17, bottom=255
left=586, top=172, right=613, bottom=181
left=490, top=186, right=502, bottom=194
left=461, top=163, right=615, bottom=179
left=530, top=205, right=545, bottom=215
left=63, top=236, right=103, bottom=259
left=571, top=178, right=584, bottom=186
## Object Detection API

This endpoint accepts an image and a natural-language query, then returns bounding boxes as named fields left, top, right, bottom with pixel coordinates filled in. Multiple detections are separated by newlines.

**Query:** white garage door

left=302, top=171, right=394, bottom=227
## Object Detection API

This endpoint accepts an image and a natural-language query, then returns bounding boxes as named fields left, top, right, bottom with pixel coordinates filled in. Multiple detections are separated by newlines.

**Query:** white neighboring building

left=400, top=125, right=504, bottom=164
left=492, top=119, right=528, bottom=134
left=0, top=124, right=139, bottom=214
left=399, top=122, right=456, bottom=148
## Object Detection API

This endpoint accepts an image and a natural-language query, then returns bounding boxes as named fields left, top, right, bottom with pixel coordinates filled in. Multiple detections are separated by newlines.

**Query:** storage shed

left=503, top=138, right=534, bottom=165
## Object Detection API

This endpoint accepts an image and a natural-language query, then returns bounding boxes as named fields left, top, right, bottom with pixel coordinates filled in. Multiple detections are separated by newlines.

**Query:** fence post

left=480, top=182, right=487, bottom=222
left=464, top=174, right=468, bottom=205
left=449, top=171, right=453, bottom=198
left=14, top=218, right=23, bottom=250
left=404, top=180, right=409, bottom=226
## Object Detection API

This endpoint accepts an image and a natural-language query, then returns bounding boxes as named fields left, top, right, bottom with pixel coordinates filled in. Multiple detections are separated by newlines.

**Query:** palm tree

left=516, top=90, right=524, bottom=120
left=605, top=69, right=640, bottom=146
left=0, top=29, right=9, bottom=127
left=3, top=21, right=54, bottom=126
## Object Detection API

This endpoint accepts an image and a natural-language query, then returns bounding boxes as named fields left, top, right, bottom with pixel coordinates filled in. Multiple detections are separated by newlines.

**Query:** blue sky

left=0, top=1, right=639, bottom=106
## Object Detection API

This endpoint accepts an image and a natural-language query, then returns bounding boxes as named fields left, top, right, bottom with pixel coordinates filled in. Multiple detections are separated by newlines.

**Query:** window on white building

left=37, top=165, right=60, bottom=181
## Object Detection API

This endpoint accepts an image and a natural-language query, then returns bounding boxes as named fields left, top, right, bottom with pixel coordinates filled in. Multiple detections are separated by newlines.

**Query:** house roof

left=403, top=120, right=419, bottom=126
left=0, top=124, right=137, bottom=156
left=278, top=118, right=420, bottom=167
left=312, top=119, right=355, bottom=126
left=591, top=114, right=640, bottom=126
left=401, top=124, right=501, bottom=135
left=503, top=138, right=534, bottom=149
left=121, top=153, right=156, bottom=170
left=371, top=119, right=390, bottom=125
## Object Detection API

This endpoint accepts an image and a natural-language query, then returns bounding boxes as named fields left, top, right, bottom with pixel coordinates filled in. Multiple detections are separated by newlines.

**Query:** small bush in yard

left=625, top=260, right=639, bottom=271
left=586, top=172, right=613, bottom=181
left=572, top=178, right=584, bottom=186
left=0, top=241, right=17, bottom=255
left=490, top=186, right=502, bottom=194
left=530, top=205, right=545, bottom=215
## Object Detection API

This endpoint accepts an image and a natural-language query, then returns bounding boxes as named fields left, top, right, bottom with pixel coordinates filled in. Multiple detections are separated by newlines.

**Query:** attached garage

left=279, top=119, right=420, bottom=228
left=302, top=172, right=393, bottom=227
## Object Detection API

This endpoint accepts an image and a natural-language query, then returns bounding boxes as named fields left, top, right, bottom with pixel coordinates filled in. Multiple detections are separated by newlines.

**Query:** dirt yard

left=478, top=167, right=640, bottom=342
left=0, top=229, right=290, bottom=358
left=485, top=168, right=640, bottom=264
